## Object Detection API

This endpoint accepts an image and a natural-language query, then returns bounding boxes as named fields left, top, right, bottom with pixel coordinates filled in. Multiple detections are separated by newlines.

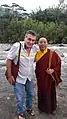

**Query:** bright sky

left=0, top=0, right=66, bottom=13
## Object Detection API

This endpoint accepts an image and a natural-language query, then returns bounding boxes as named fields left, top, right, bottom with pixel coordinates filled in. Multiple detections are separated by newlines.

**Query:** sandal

left=26, top=109, right=35, bottom=116
left=18, top=114, right=25, bottom=119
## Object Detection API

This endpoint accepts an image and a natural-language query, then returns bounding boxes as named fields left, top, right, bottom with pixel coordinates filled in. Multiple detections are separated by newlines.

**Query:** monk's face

left=38, top=38, right=48, bottom=51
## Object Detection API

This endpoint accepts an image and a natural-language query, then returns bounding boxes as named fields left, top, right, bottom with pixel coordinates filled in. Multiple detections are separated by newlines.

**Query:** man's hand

left=8, top=76, right=15, bottom=85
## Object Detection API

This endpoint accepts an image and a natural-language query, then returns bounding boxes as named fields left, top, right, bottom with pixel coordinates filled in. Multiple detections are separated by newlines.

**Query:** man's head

left=24, top=30, right=36, bottom=49
left=38, top=37, right=48, bottom=51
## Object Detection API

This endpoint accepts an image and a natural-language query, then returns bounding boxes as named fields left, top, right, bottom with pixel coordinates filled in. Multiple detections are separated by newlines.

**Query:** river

left=0, top=44, right=67, bottom=119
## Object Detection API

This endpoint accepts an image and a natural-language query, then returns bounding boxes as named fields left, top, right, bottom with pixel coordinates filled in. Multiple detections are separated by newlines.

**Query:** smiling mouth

left=41, top=47, right=45, bottom=48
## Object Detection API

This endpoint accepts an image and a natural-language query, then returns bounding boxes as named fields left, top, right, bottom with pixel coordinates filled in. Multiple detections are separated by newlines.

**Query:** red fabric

left=38, top=81, right=57, bottom=113
left=35, top=49, right=62, bottom=92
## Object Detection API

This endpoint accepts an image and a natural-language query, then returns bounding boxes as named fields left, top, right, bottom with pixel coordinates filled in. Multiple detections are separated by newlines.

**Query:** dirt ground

left=0, top=63, right=67, bottom=119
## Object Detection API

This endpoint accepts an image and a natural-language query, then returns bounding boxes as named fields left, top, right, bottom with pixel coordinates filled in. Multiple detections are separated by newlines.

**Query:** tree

left=1, top=3, right=28, bottom=19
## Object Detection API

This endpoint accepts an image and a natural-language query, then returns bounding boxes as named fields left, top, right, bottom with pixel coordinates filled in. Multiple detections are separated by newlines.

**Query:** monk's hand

left=46, top=68, right=54, bottom=74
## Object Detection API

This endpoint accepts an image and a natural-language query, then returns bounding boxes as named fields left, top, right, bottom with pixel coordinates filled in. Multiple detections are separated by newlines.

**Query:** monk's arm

left=52, top=52, right=62, bottom=85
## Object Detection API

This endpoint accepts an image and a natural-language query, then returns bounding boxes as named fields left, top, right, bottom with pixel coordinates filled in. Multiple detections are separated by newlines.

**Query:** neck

left=41, top=50, right=44, bottom=53
left=24, top=44, right=31, bottom=56
left=40, top=48, right=47, bottom=53
left=40, top=49, right=45, bottom=52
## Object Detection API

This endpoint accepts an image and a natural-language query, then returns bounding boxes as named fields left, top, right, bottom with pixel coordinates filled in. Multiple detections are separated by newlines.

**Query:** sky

left=0, top=0, right=67, bottom=13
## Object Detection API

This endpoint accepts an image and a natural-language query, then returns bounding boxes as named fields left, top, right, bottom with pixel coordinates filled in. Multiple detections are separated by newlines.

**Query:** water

left=0, top=43, right=67, bottom=89
left=0, top=44, right=11, bottom=65
left=0, top=44, right=67, bottom=119
left=0, top=44, right=67, bottom=65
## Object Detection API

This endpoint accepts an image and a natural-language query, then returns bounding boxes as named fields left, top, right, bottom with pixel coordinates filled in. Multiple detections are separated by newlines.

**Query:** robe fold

left=35, top=49, right=62, bottom=114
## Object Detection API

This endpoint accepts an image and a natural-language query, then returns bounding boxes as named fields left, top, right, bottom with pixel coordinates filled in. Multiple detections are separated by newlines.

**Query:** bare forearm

left=6, top=59, right=12, bottom=77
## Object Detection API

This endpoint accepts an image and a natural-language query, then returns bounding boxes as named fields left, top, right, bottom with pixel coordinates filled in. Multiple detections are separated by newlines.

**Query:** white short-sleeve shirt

left=7, top=41, right=38, bottom=84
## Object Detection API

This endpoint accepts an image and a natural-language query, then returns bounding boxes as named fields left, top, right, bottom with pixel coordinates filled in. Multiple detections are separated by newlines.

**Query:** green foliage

left=0, top=2, right=67, bottom=43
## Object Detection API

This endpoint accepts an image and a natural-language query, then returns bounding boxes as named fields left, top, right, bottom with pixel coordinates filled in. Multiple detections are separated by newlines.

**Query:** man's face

left=38, top=38, right=48, bottom=51
left=24, top=34, right=36, bottom=48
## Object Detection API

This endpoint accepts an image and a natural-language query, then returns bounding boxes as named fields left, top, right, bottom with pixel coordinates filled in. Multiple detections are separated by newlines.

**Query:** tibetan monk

left=35, top=37, right=62, bottom=114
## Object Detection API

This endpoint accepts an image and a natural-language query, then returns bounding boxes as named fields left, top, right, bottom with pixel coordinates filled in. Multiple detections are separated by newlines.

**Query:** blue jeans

left=14, top=79, right=34, bottom=115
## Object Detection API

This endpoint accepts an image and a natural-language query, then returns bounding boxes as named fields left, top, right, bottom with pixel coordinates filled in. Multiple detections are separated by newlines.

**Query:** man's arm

left=6, top=59, right=12, bottom=77
left=6, top=42, right=19, bottom=84
left=6, top=59, right=15, bottom=85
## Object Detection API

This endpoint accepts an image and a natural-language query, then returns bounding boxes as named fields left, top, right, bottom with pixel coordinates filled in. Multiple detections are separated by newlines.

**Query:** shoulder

left=10, top=42, right=22, bottom=51
left=48, top=48, right=57, bottom=55
left=48, top=48, right=54, bottom=52
left=51, top=50, right=61, bottom=60
left=33, top=44, right=39, bottom=49
left=8, top=42, right=20, bottom=54
left=12, top=42, right=20, bottom=48
left=7, top=42, right=20, bottom=59
left=32, top=44, right=39, bottom=51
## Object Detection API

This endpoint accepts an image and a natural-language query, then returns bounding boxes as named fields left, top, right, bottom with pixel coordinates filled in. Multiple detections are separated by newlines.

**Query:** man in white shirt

left=6, top=30, right=38, bottom=119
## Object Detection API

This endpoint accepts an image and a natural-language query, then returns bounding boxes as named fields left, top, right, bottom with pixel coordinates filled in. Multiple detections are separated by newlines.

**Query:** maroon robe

left=35, top=49, right=62, bottom=114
